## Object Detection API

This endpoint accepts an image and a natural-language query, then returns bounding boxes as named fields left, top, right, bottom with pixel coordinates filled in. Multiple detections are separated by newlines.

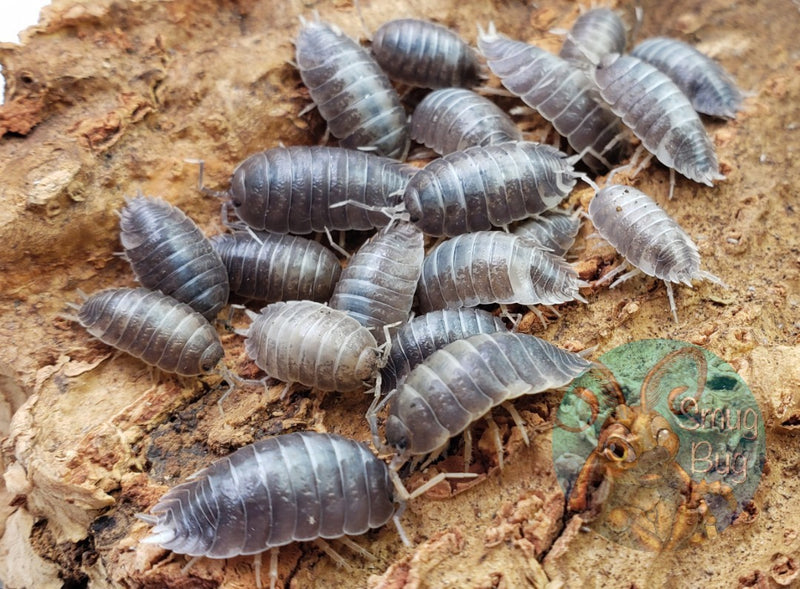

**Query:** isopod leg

left=269, top=548, right=279, bottom=589
left=463, top=427, right=473, bottom=472
left=253, top=553, right=263, bottom=589
left=337, top=536, right=376, bottom=561
left=501, top=401, right=530, bottom=446
left=485, top=415, right=504, bottom=470
left=314, top=538, right=352, bottom=571
left=608, top=267, right=642, bottom=288
left=665, top=281, right=680, bottom=324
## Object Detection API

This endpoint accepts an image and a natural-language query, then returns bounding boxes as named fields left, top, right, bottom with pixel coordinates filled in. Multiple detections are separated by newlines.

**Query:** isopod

left=510, top=209, right=581, bottom=257
left=478, top=24, right=627, bottom=172
left=243, top=300, right=380, bottom=392
left=295, top=19, right=409, bottom=159
left=559, top=8, right=627, bottom=69
left=416, top=231, right=587, bottom=313
left=75, top=287, right=224, bottom=376
left=371, top=18, right=483, bottom=89
left=119, top=196, right=229, bottom=320
left=403, top=141, right=577, bottom=237
left=226, top=146, right=415, bottom=234
left=380, top=308, right=508, bottom=393
left=631, top=37, right=743, bottom=119
left=140, top=431, right=400, bottom=589
left=381, top=332, right=592, bottom=461
left=587, top=184, right=725, bottom=322
left=590, top=53, right=724, bottom=187
left=210, top=232, right=341, bottom=304
left=410, top=88, right=522, bottom=155
left=329, top=222, right=424, bottom=345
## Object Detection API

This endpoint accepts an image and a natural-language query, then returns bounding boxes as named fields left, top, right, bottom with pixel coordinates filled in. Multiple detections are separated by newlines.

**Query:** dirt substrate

left=0, top=0, right=799, bottom=587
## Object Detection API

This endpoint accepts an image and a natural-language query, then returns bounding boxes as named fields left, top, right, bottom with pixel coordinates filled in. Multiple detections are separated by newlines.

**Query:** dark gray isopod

left=559, top=8, right=627, bottom=69
left=77, top=287, right=224, bottom=376
left=416, top=231, right=587, bottom=313
left=371, top=18, right=483, bottom=89
left=329, top=222, right=424, bottom=346
left=631, top=37, right=743, bottom=119
left=410, top=88, right=522, bottom=155
left=296, top=19, right=409, bottom=159
left=210, top=232, right=341, bottom=304
left=120, top=196, right=229, bottom=320
left=478, top=25, right=627, bottom=172
left=510, top=209, right=581, bottom=257
left=384, top=332, right=592, bottom=457
left=229, top=146, right=415, bottom=234
left=380, top=308, right=508, bottom=392
left=403, top=141, right=577, bottom=237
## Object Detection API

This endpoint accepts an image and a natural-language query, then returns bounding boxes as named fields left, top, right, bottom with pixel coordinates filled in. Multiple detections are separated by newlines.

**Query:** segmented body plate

left=78, top=287, right=224, bottom=376
left=510, top=209, right=581, bottom=257
left=559, top=8, right=627, bottom=69
left=143, top=432, right=395, bottom=558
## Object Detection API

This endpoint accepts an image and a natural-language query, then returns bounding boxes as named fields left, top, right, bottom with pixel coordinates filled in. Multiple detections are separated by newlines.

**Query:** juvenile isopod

left=416, top=231, right=587, bottom=313
left=631, top=37, right=743, bottom=119
left=243, top=300, right=380, bottom=392
left=558, top=8, right=627, bottom=69
left=140, top=431, right=401, bottom=589
left=380, top=332, right=592, bottom=462
left=380, top=308, right=508, bottom=392
left=210, top=232, right=341, bottom=304
left=75, top=287, right=224, bottom=376
left=510, top=209, right=581, bottom=257
left=590, top=53, right=724, bottom=189
left=371, top=18, right=483, bottom=89
left=119, top=196, right=229, bottom=320
left=224, top=146, right=415, bottom=234
left=587, top=184, right=725, bottom=322
left=478, top=24, right=627, bottom=172
left=403, top=141, right=577, bottom=237
left=295, top=19, right=409, bottom=159
left=329, top=222, right=424, bottom=345
left=410, top=88, right=522, bottom=155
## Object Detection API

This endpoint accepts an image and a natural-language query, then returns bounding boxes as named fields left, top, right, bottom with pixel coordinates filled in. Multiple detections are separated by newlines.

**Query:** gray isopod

left=403, top=141, right=577, bottom=237
left=329, top=222, right=424, bottom=346
left=140, top=431, right=399, bottom=588
left=631, top=37, right=743, bottom=119
left=587, top=184, right=725, bottom=322
left=416, top=231, right=587, bottom=313
left=559, top=8, right=627, bottom=69
left=119, top=196, right=229, bottom=320
left=226, top=146, right=415, bottom=234
left=295, top=19, right=409, bottom=159
left=371, top=18, right=483, bottom=89
left=510, top=209, right=581, bottom=257
left=76, top=287, right=224, bottom=376
left=210, top=232, right=341, bottom=304
left=478, top=24, right=627, bottom=172
left=383, top=332, right=592, bottom=459
left=380, top=308, right=508, bottom=392
left=591, top=53, right=724, bottom=187
left=243, top=300, right=380, bottom=392
left=410, top=88, right=522, bottom=155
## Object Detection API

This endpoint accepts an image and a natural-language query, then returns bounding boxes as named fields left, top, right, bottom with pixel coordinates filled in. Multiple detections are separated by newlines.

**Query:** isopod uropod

left=76, top=287, right=224, bottom=376
left=119, top=195, right=230, bottom=320
left=587, top=184, right=725, bottom=322
left=295, top=19, right=409, bottom=159
left=371, top=18, right=483, bottom=89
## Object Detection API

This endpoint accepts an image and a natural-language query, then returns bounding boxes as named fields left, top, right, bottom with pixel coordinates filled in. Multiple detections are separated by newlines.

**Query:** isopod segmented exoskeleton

left=140, top=431, right=400, bottom=589
left=243, top=300, right=380, bottom=392
left=371, top=18, right=483, bottom=89
left=210, top=232, right=341, bottom=304
left=380, top=308, right=508, bottom=393
left=631, top=37, right=743, bottom=119
left=119, top=196, right=229, bottom=320
left=510, top=209, right=581, bottom=257
left=329, top=222, right=424, bottom=346
left=295, top=18, right=409, bottom=159
left=558, top=8, right=627, bottom=70
left=590, top=53, right=724, bottom=188
left=587, top=184, right=725, bottom=322
left=416, top=231, right=587, bottom=313
left=410, top=88, right=522, bottom=156
left=76, top=287, right=224, bottom=376
left=381, top=332, right=592, bottom=463
left=403, top=141, right=577, bottom=237
left=478, top=24, right=628, bottom=172
left=226, top=146, right=416, bottom=234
